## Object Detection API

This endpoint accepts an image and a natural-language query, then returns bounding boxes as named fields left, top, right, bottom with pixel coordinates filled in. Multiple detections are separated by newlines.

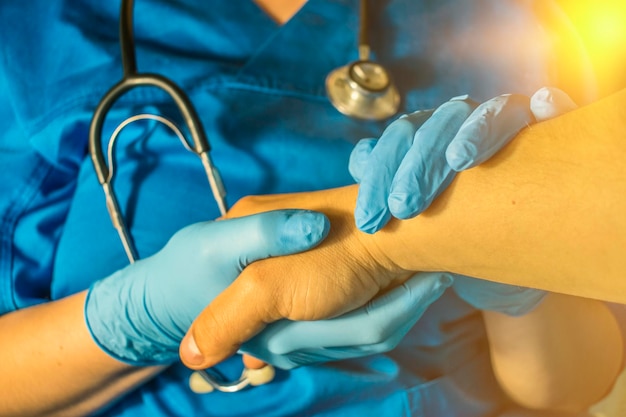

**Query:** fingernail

left=182, top=335, right=205, bottom=367
left=282, top=211, right=330, bottom=250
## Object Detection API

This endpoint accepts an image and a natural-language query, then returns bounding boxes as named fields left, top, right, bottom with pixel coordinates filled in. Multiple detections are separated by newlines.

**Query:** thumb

left=178, top=209, right=329, bottom=369
left=530, top=87, right=578, bottom=122
left=180, top=264, right=279, bottom=369
left=219, top=209, right=330, bottom=267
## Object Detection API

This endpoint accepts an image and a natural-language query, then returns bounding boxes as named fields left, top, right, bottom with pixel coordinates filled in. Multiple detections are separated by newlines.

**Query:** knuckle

left=239, top=261, right=285, bottom=321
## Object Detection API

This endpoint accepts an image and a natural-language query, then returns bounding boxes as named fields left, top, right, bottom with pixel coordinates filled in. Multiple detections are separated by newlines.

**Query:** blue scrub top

left=0, top=1, right=594, bottom=416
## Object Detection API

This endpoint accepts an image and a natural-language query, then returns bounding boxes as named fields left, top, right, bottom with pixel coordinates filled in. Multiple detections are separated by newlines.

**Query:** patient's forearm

left=226, top=89, right=625, bottom=310
left=375, top=88, right=626, bottom=302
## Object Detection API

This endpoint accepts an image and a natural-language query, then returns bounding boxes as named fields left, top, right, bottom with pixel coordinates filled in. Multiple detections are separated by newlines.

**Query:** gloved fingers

left=446, top=94, right=535, bottom=172
left=283, top=342, right=407, bottom=368
left=253, top=272, right=452, bottom=358
left=241, top=273, right=452, bottom=370
left=282, top=347, right=362, bottom=368
left=234, top=209, right=329, bottom=266
left=452, top=274, right=547, bottom=316
left=348, top=138, right=377, bottom=183
left=530, top=87, right=578, bottom=122
left=354, top=110, right=432, bottom=234
left=388, top=98, right=477, bottom=218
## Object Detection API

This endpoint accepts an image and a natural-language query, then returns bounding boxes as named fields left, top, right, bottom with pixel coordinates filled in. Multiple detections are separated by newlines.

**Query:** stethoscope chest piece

left=326, top=59, right=400, bottom=121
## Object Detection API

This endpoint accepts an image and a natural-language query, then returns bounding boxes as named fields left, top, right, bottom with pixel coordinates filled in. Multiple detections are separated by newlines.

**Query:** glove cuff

left=452, top=274, right=547, bottom=316
left=84, top=269, right=180, bottom=366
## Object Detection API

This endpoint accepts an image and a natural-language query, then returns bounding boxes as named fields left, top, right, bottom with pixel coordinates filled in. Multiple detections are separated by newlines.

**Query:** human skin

left=0, top=3, right=311, bottom=416
left=483, top=293, right=622, bottom=411
left=0, top=290, right=164, bottom=417
left=182, top=89, right=626, bottom=409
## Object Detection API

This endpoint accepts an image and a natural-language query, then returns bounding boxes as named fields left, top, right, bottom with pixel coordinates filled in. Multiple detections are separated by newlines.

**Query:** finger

left=206, top=209, right=330, bottom=268
left=352, top=272, right=452, bottom=351
left=452, top=274, right=546, bottom=316
left=446, top=94, right=534, bottom=171
left=354, top=110, right=432, bottom=234
left=180, top=264, right=279, bottom=369
left=258, top=272, right=452, bottom=353
left=388, top=97, right=477, bottom=218
left=530, top=87, right=578, bottom=121
left=348, top=138, right=377, bottom=183
left=242, top=354, right=267, bottom=370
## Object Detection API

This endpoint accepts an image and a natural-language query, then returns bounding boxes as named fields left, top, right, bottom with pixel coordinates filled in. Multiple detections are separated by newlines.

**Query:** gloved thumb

left=204, top=209, right=330, bottom=269
left=530, top=86, right=578, bottom=122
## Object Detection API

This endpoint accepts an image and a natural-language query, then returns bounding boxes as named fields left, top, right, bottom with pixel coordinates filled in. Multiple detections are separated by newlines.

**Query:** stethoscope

left=88, top=0, right=399, bottom=394
left=326, top=0, right=400, bottom=120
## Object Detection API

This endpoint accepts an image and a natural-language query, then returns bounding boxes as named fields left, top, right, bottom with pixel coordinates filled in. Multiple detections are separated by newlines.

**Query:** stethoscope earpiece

left=326, top=59, right=400, bottom=121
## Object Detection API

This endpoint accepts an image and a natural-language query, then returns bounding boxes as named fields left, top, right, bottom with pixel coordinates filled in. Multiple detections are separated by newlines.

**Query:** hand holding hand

left=84, top=209, right=329, bottom=365
left=240, top=272, right=452, bottom=369
left=179, top=188, right=416, bottom=370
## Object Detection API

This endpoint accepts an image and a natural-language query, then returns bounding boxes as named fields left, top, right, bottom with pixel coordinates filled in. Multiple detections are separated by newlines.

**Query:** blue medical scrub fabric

left=0, top=1, right=603, bottom=416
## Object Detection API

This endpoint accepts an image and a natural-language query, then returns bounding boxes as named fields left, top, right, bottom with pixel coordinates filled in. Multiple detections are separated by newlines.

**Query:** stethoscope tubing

left=89, top=73, right=212, bottom=186
left=88, top=0, right=245, bottom=393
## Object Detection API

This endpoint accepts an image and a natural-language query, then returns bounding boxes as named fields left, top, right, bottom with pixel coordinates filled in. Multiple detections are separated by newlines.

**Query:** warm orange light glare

left=568, top=3, right=626, bottom=52
left=562, top=1, right=626, bottom=96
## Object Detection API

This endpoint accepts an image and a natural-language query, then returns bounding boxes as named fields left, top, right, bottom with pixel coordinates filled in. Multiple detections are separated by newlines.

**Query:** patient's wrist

left=226, top=186, right=414, bottom=287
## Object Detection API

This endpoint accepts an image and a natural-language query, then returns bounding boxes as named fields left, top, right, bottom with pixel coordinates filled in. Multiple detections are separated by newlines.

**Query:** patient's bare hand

left=179, top=186, right=410, bottom=369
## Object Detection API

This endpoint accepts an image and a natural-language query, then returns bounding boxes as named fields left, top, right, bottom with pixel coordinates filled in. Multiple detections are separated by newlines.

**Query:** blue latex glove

left=452, top=275, right=547, bottom=316
left=241, top=272, right=453, bottom=369
left=451, top=87, right=578, bottom=314
left=350, top=87, right=577, bottom=315
left=85, top=209, right=329, bottom=366
left=350, top=93, right=534, bottom=233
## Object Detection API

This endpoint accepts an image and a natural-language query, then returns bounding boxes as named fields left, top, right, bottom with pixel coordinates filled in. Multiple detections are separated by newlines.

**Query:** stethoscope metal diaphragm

left=326, top=59, right=400, bottom=121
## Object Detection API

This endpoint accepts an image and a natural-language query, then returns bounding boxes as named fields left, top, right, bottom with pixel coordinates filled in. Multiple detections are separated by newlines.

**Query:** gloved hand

left=241, top=272, right=453, bottom=369
left=451, top=87, right=578, bottom=314
left=350, top=93, right=534, bottom=233
left=84, top=209, right=329, bottom=365
left=451, top=275, right=547, bottom=316
left=350, top=87, right=577, bottom=314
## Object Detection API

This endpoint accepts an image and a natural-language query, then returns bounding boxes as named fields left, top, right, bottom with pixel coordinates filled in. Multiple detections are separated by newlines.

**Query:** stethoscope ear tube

left=88, top=74, right=213, bottom=185
left=88, top=0, right=239, bottom=395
